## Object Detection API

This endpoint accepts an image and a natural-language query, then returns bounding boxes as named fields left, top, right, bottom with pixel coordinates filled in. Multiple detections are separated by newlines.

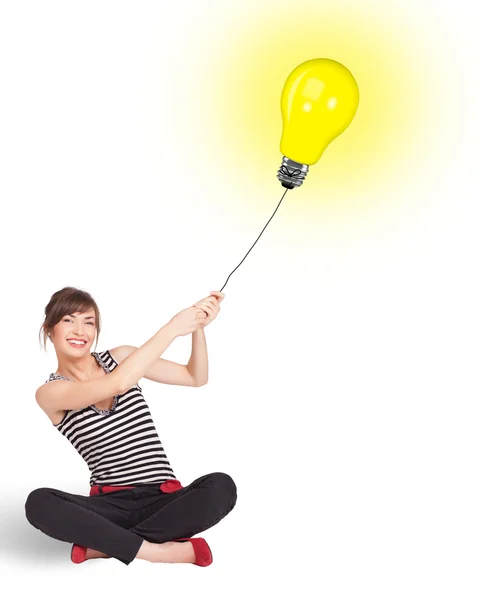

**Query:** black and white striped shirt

left=45, top=350, right=177, bottom=487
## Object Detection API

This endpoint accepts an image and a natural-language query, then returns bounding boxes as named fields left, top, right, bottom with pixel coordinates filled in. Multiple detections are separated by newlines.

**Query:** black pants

left=24, top=472, right=237, bottom=565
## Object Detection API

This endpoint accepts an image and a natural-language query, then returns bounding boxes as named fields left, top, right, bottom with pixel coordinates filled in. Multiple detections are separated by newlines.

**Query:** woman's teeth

left=68, top=340, right=86, bottom=347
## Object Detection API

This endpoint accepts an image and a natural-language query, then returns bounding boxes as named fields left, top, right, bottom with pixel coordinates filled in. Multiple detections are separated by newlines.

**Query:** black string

left=219, top=187, right=290, bottom=292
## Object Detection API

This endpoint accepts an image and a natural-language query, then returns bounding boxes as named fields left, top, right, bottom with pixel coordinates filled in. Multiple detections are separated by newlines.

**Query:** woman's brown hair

left=39, top=287, right=102, bottom=353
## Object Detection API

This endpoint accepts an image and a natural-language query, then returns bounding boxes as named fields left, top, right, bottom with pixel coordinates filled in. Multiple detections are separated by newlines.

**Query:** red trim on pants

left=89, top=479, right=184, bottom=496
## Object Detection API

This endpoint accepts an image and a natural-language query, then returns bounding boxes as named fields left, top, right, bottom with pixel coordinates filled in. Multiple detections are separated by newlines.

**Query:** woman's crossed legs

left=25, top=472, right=237, bottom=565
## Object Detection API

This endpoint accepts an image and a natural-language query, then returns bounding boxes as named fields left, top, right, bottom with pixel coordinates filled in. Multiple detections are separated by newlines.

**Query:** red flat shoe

left=71, top=543, right=87, bottom=564
left=174, top=537, right=213, bottom=567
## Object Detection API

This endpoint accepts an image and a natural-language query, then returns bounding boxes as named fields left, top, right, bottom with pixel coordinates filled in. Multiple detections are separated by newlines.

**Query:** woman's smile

left=67, top=340, right=87, bottom=347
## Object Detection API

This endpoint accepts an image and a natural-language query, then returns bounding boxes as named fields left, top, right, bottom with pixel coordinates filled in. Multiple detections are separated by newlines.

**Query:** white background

left=0, top=0, right=478, bottom=598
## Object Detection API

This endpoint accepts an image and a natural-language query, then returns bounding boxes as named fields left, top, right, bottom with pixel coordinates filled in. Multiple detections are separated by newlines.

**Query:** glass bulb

left=277, top=58, right=359, bottom=189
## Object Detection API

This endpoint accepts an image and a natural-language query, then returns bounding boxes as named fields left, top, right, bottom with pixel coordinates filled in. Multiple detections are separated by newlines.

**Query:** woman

left=25, top=286, right=237, bottom=567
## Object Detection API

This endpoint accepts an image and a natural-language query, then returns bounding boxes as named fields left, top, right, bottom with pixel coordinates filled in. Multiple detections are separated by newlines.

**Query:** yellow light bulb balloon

left=277, top=58, right=359, bottom=189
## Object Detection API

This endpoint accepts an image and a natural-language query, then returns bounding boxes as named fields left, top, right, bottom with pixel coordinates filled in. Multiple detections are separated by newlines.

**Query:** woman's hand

left=193, top=290, right=225, bottom=328
left=167, top=291, right=225, bottom=337
left=167, top=306, right=208, bottom=337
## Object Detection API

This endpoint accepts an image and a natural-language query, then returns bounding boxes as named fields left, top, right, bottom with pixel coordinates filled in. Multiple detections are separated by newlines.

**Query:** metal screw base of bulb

left=277, top=157, right=309, bottom=189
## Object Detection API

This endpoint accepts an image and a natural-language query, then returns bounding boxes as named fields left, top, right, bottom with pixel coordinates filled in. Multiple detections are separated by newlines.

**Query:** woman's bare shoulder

left=36, top=377, right=68, bottom=404
left=109, top=345, right=137, bottom=364
left=35, top=380, right=69, bottom=425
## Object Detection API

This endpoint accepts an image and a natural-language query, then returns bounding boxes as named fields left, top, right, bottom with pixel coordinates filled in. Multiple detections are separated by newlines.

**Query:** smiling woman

left=39, top=286, right=102, bottom=354
left=26, top=285, right=237, bottom=567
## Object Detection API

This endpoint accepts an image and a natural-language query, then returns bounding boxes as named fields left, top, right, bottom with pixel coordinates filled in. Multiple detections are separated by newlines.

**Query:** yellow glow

left=188, top=4, right=441, bottom=217
left=280, top=58, right=359, bottom=165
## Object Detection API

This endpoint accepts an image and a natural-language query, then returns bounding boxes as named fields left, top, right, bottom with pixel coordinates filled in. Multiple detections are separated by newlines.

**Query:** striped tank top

left=45, top=349, right=177, bottom=487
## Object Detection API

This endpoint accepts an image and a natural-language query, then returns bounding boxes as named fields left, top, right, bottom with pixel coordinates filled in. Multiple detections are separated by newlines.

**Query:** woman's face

left=50, top=310, right=97, bottom=353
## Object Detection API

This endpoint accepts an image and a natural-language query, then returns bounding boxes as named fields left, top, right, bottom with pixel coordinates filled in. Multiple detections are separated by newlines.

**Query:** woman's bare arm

left=36, top=372, right=124, bottom=413
left=113, top=324, right=178, bottom=392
